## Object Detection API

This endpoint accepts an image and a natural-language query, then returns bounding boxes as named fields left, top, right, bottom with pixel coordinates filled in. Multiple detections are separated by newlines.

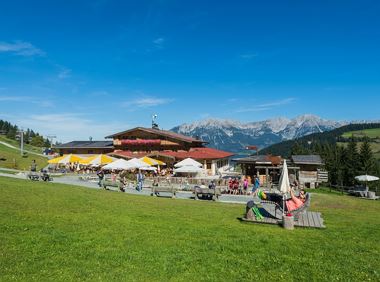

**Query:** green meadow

left=342, top=128, right=380, bottom=139
left=0, top=177, right=379, bottom=281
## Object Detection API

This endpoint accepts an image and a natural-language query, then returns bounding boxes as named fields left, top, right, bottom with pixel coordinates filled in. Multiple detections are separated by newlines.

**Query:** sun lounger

left=260, top=193, right=311, bottom=220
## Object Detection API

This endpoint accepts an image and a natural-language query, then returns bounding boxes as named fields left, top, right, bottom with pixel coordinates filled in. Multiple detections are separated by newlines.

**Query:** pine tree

left=291, top=141, right=307, bottom=155
left=359, top=138, right=376, bottom=175
left=30, top=136, right=45, bottom=147
left=344, top=138, right=359, bottom=186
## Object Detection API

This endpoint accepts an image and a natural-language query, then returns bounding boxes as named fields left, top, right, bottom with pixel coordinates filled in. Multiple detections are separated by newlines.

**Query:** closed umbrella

left=279, top=160, right=291, bottom=217
left=279, top=160, right=291, bottom=194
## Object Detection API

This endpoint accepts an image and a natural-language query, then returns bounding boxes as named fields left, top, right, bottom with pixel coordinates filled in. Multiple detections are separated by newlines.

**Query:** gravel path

left=0, top=172, right=253, bottom=204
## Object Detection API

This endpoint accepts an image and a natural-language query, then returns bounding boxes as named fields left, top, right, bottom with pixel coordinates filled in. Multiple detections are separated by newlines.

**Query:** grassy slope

left=338, top=141, right=380, bottom=160
left=0, top=136, right=43, bottom=154
left=342, top=128, right=380, bottom=139
left=0, top=177, right=379, bottom=281
left=0, top=143, right=48, bottom=170
left=341, top=128, right=380, bottom=159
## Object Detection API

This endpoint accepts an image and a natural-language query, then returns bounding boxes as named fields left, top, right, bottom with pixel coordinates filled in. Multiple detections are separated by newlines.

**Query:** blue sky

left=0, top=0, right=379, bottom=142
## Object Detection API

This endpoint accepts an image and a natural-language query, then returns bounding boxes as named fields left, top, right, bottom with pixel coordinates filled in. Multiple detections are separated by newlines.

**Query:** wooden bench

left=151, top=185, right=177, bottom=198
left=102, top=179, right=124, bottom=191
left=193, top=186, right=221, bottom=201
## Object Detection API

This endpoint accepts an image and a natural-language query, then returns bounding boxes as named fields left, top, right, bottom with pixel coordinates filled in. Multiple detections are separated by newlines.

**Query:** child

left=243, top=177, right=248, bottom=195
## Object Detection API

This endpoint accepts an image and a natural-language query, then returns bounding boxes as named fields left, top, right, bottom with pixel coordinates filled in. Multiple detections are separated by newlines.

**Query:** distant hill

left=0, top=119, right=50, bottom=148
left=260, top=123, right=380, bottom=157
left=171, top=114, right=346, bottom=153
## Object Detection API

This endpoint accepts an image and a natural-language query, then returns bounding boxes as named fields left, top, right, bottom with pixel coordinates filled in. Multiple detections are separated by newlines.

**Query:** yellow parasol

left=140, top=156, right=166, bottom=166
left=48, top=154, right=83, bottom=164
left=79, top=154, right=116, bottom=166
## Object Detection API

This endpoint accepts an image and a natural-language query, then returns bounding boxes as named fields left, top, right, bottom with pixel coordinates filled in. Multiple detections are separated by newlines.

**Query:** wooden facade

left=106, top=127, right=206, bottom=152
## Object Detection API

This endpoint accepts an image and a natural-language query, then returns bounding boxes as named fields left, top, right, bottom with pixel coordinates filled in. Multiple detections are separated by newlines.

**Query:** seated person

left=41, top=170, right=50, bottom=182
left=260, top=189, right=306, bottom=212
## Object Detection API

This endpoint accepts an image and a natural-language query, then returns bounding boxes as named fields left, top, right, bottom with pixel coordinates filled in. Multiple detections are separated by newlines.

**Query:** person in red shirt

left=233, top=178, right=239, bottom=195
left=286, top=189, right=306, bottom=212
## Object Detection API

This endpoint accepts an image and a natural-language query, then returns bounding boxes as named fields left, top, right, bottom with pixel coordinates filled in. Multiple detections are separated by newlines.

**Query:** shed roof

left=292, top=155, right=323, bottom=165
left=54, top=141, right=114, bottom=149
left=233, top=155, right=282, bottom=165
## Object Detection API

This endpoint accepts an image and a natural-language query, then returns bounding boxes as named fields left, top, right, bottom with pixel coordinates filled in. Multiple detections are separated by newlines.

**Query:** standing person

left=136, top=170, right=144, bottom=192
left=243, top=177, right=249, bottom=195
left=233, top=178, right=239, bottom=195
left=255, top=176, right=260, bottom=190
left=228, top=178, right=233, bottom=194
left=30, top=160, right=37, bottom=172
left=111, top=170, right=117, bottom=182
left=251, top=175, right=259, bottom=196
left=96, top=169, right=104, bottom=187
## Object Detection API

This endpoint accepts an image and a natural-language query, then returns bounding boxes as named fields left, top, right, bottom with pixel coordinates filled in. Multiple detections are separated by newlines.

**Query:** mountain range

left=171, top=114, right=348, bottom=153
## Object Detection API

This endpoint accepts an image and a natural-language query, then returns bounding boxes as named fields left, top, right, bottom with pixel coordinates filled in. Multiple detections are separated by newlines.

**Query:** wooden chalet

left=234, top=155, right=283, bottom=187
left=56, top=127, right=234, bottom=176
left=291, top=155, right=327, bottom=188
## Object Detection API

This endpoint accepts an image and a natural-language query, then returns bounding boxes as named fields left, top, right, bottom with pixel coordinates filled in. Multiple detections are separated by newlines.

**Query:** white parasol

left=355, top=175, right=379, bottom=182
left=174, top=165, right=203, bottom=173
left=174, top=158, right=203, bottom=168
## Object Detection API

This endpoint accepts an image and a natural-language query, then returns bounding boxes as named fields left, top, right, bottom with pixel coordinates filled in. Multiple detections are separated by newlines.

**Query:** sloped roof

left=105, top=127, right=206, bottom=144
left=55, top=141, right=114, bottom=149
left=292, top=155, right=323, bottom=165
left=234, top=155, right=282, bottom=165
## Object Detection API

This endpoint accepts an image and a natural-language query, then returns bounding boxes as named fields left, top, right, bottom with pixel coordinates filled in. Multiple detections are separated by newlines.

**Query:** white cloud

left=123, top=97, right=173, bottom=108
left=15, top=113, right=126, bottom=142
left=0, top=95, right=54, bottom=107
left=58, top=68, right=71, bottom=79
left=236, top=98, right=296, bottom=113
left=0, top=41, right=45, bottom=56
left=153, top=37, right=165, bottom=48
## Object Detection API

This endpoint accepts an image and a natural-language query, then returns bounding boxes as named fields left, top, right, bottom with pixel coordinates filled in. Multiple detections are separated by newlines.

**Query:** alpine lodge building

left=55, top=127, right=234, bottom=176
